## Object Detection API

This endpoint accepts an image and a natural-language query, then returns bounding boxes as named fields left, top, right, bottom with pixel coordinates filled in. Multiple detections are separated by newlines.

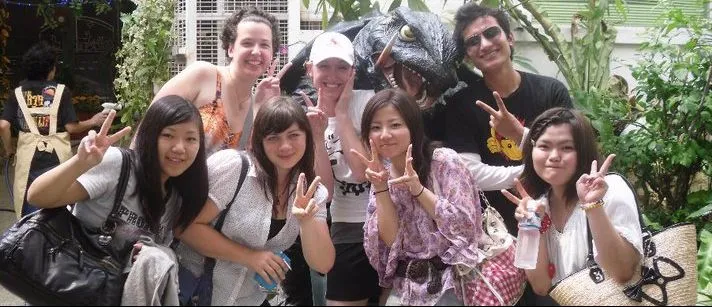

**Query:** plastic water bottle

left=254, top=251, right=291, bottom=293
left=514, top=200, right=542, bottom=269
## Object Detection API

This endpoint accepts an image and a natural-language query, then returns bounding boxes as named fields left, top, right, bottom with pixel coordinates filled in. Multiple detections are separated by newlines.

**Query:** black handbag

left=177, top=152, right=249, bottom=306
left=0, top=148, right=133, bottom=305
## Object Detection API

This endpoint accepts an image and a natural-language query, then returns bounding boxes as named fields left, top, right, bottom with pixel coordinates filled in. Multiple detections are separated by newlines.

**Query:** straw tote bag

left=548, top=174, right=697, bottom=306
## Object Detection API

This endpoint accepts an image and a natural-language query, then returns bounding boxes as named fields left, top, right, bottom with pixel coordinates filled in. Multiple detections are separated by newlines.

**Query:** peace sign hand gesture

left=351, top=139, right=389, bottom=188
left=301, top=90, right=327, bottom=137
left=78, top=110, right=132, bottom=168
left=387, top=144, right=421, bottom=195
left=577, top=154, right=616, bottom=204
left=255, top=58, right=292, bottom=107
left=292, top=173, right=322, bottom=221
left=501, top=178, right=547, bottom=223
left=475, top=91, right=525, bottom=143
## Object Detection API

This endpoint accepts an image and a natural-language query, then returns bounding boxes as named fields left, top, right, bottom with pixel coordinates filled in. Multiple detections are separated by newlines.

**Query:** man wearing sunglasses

left=433, top=3, right=573, bottom=236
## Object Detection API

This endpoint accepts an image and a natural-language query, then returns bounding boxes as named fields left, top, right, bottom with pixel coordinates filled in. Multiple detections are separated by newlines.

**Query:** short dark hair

left=220, top=7, right=281, bottom=58
left=22, top=42, right=59, bottom=81
left=519, top=107, right=601, bottom=203
left=134, top=95, right=208, bottom=233
left=251, top=96, right=316, bottom=214
left=453, top=2, right=514, bottom=61
left=360, top=88, right=439, bottom=186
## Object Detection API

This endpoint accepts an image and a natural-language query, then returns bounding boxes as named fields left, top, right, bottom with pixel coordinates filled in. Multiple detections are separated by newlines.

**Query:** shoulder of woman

left=207, top=149, right=248, bottom=171
left=431, top=147, right=460, bottom=165
left=180, top=61, right=217, bottom=79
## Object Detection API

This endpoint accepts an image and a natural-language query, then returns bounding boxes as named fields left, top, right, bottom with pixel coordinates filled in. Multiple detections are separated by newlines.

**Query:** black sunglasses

left=464, top=26, right=503, bottom=48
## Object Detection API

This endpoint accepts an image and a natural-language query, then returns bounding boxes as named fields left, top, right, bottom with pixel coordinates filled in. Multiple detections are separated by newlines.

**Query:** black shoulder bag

left=0, top=148, right=133, bottom=306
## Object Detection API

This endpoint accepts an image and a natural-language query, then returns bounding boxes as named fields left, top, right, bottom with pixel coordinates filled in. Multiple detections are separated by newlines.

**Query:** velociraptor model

left=280, top=7, right=462, bottom=108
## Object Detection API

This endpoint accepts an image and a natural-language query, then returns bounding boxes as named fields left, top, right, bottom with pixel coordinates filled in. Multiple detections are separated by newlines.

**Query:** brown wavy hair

left=220, top=6, right=281, bottom=58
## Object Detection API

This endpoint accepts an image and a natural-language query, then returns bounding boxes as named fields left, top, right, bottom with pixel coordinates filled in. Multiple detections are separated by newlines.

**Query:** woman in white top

left=302, top=31, right=380, bottom=306
left=177, top=96, right=335, bottom=305
left=501, top=107, right=643, bottom=296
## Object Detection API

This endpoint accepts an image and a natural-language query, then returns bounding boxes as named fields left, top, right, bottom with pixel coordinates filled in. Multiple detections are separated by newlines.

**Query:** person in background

left=502, top=107, right=642, bottom=300
left=0, top=41, right=107, bottom=217
left=176, top=96, right=335, bottom=305
left=303, top=32, right=380, bottom=306
left=152, top=6, right=291, bottom=155
left=356, top=89, right=481, bottom=305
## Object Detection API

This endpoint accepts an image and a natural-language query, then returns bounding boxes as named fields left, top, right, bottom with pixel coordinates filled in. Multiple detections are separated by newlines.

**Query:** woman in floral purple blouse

left=352, top=89, right=482, bottom=305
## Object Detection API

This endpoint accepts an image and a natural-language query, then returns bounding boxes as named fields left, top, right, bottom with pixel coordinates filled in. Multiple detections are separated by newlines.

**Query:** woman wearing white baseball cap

left=302, top=31, right=382, bottom=306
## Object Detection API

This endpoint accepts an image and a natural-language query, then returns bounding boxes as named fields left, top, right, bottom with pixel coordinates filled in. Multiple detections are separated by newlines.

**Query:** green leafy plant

left=498, top=0, right=625, bottom=94
left=114, top=0, right=174, bottom=131
left=576, top=8, right=712, bottom=228
left=36, top=0, right=119, bottom=29
left=302, top=0, right=432, bottom=28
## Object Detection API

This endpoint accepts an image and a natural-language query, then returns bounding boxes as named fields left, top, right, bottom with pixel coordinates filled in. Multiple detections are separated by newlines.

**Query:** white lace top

left=539, top=174, right=644, bottom=284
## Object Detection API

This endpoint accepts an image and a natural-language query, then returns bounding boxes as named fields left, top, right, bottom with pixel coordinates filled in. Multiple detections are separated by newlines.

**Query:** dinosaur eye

left=399, top=25, right=416, bottom=42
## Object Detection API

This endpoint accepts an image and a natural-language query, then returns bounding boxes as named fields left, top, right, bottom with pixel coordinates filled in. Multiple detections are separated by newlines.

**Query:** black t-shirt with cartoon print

left=2, top=80, right=77, bottom=135
left=438, top=71, right=573, bottom=234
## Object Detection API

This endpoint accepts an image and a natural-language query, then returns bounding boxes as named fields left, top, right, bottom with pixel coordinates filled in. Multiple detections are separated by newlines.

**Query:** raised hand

left=351, top=139, right=389, bottom=187
left=387, top=144, right=421, bottom=195
left=475, top=91, right=525, bottom=143
left=577, top=154, right=615, bottom=204
left=78, top=110, right=132, bottom=167
left=292, top=173, right=322, bottom=221
left=255, top=58, right=292, bottom=107
left=301, top=90, right=327, bottom=137
left=334, top=69, right=355, bottom=117
left=501, top=178, right=546, bottom=223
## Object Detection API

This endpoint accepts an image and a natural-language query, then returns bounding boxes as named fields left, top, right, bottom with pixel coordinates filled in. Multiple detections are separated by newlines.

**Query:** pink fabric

left=457, top=243, right=526, bottom=305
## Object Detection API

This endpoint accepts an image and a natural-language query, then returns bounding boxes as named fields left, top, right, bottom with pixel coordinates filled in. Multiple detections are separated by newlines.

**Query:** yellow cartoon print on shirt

left=486, top=127, right=522, bottom=161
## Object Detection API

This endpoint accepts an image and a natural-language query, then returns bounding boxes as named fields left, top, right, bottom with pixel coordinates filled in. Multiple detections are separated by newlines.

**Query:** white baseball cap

left=309, top=32, right=354, bottom=66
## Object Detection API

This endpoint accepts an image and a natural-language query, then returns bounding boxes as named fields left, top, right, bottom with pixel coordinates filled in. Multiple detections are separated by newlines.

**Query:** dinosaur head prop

left=353, top=7, right=458, bottom=107
left=280, top=8, right=459, bottom=108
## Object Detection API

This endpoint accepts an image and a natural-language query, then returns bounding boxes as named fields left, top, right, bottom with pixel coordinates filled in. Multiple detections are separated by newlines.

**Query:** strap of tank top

left=214, top=68, right=222, bottom=102
left=238, top=95, right=253, bottom=148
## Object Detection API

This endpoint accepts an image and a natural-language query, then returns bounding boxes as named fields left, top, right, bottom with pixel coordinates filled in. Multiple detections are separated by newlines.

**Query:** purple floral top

left=363, top=147, right=482, bottom=305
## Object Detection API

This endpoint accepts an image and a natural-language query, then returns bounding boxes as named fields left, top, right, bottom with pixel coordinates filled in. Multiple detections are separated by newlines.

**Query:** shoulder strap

left=101, top=147, right=132, bottom=234
left=203, top=151, right=249, bottom=275
left=584, top=172, right=646, bottom=266
left=48, top=84, right=64, bottom=135
left=238, top=98, right=253, bottom=149
left=214, top=151, right=249, bottom=231
left=14, top=87, right=41, bottom=134
left=214, top=70, right=222, bottom=100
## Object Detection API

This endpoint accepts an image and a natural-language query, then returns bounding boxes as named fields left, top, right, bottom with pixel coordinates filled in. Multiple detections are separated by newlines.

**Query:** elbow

left=531, top=281, right=551, bottom=296
left=312, top=247, right=335, bottom=275
left=0, top=120, right=10, bottom=131
left=26, top=185, right=51, bottom=208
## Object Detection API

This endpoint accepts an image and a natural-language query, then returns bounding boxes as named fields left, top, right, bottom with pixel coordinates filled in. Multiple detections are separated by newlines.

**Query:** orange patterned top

left=198, top=71, right=243, bottom=156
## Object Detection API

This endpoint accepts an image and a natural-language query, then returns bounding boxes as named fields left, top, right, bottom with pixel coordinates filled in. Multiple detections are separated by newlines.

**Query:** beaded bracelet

left=580, top=199, right=604, bottom=211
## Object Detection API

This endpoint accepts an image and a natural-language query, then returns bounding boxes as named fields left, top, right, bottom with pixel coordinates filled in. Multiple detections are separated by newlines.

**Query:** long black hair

left=133, top=95, right=209, bottom=233
left=360, top=88, right=439, bottom=186
left=250, top=96, right=316, bottom=214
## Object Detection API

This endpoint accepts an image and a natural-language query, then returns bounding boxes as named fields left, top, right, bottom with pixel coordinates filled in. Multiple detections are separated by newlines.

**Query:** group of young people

left=11, top=2, right=644, bottom=306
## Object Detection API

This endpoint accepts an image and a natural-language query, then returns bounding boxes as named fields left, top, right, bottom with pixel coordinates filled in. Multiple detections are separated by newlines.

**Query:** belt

left=395, top=257, right=448, bottom=294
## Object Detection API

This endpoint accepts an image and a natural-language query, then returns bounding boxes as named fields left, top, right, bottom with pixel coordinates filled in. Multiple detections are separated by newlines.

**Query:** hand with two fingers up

left=78, top=110, right=132, bottom=168
left=501, top=178, right=547, bottom=224
left=387, top=144, right=423, bottom=196
left=577, top=154, right=616, bottom=205
left=254, top=58, right=293, bottom=107
left=351, top=139, right=389, bottom=190
left=300, top=90, right=328, bottom=138
left=476, top=91, right=525, bottom=143
left=291, top=173, right=323, bottom=221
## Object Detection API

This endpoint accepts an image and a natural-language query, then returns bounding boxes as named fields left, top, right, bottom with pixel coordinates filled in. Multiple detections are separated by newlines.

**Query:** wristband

left=412, top=185, right=425, bottom=198
left=580, top=199, right=604, bottom=211
left=375, top=188, right=389, bottom=195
